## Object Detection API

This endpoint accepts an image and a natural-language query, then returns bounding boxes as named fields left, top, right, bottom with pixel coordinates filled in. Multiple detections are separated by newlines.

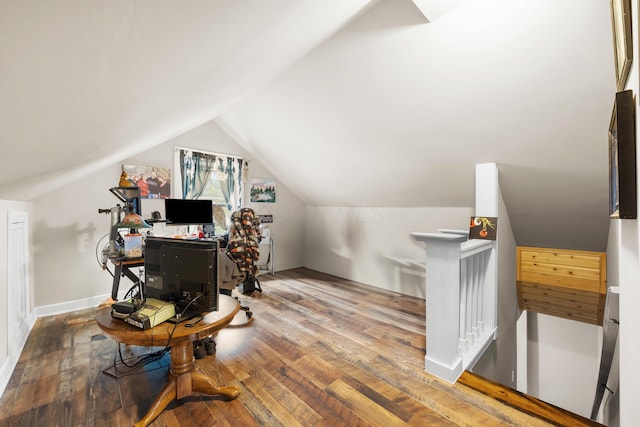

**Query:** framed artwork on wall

left=250, top=178, right=276, bottom=203
left=122, top=164, right=172, bottom=199
left=609, top=90, right=637, bottom=219
left=610, top=0, right=632, bottom=90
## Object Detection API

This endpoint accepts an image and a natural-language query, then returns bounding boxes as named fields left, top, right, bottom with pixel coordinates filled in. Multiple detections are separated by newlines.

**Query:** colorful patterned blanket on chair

left=226, top=208, right=261, bottom=275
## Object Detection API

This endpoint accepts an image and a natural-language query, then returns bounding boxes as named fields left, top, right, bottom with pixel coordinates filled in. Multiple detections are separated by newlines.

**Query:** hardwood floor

left=0, top=268, right=600, bottom=426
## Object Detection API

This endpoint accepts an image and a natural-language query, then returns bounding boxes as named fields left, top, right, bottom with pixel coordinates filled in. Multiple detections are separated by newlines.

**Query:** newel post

left=411, top=232, right=467, bottom=383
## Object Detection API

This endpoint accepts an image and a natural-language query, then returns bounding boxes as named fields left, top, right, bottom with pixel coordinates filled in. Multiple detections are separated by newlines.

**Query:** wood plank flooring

left=0, top=268, right=599, bottom=426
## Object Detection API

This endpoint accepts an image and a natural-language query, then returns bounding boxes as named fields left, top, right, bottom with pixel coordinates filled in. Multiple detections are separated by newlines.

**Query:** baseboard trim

left=458, top=370, right=604, bottom=427
left=426, top=354, right=463, bottom=384
left=34, top=294, right=110, bottom=318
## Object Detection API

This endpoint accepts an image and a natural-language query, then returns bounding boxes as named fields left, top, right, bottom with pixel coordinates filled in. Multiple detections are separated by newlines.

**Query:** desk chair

left=219, top=207, right=263, bottom=321
left=196, top=210, right=262, bottom=356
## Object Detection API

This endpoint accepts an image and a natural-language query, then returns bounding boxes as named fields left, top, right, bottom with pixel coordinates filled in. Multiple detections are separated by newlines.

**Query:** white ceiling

left=0, top=0, right=616, bottom=251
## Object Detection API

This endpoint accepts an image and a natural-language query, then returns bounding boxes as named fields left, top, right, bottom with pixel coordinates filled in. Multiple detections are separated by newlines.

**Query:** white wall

left=616, top=200, right=640, bottom=426
left=526, top=313, right=600, bottom=418
left=303, top=206, right=474, bottom=298
left=31, top=121, right=305, bottom=311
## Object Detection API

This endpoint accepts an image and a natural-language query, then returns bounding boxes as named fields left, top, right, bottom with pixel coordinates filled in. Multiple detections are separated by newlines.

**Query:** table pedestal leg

left=192, top=373, right=240, bottom=399
left=133, top=379, right=177, bottom=427
left=133, top=340, right=240, bottom=427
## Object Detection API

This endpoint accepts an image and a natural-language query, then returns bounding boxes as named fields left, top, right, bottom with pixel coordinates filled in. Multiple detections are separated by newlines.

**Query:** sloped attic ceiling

left=216, top=0, right=615, bottom=251
left=0, top=0, right=615, bottom=252
left=0, top=0, right=376, bottom=198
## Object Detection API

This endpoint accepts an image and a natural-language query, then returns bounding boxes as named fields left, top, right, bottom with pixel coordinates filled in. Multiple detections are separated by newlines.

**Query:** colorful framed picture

left=122, top=165, right=172, bottom=199
left=250, top=178, right=276, bottom=203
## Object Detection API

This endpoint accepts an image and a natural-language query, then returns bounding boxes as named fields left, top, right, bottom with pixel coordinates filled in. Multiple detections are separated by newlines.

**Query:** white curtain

left=177, top=148, right=245, bottom=209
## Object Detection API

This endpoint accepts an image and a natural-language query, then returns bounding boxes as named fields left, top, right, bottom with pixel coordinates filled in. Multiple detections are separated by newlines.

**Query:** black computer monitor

left=164, top=198, right=213, bottom=225
left=144, top=237, right=219, bottom=315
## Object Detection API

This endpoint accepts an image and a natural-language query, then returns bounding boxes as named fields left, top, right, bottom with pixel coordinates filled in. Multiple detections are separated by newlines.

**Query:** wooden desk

left=109, top=257, right=145, bottom=300
left=96, top=295, right=241, bottom=427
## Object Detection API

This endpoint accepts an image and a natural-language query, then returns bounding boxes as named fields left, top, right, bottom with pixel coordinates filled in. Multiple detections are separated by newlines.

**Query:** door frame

left=7, top=210, right=31, bottom=360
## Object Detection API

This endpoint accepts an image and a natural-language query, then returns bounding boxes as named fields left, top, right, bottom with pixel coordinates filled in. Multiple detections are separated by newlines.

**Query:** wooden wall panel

left=516, top=246, right=607, bottom=325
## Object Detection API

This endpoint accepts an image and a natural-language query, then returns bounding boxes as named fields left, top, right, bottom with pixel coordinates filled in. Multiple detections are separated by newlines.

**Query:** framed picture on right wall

left=609, top=89, right=637, bottom=219
left=610, top=0, right=632, bottom=90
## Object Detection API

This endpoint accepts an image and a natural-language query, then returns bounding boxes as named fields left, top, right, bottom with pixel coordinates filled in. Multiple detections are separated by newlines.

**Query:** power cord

left=178, top=294, right=202, bottom=319
left=104, top=342, right=169, bottom=378
left=105, top=301, right=172, bottom=378
left=95, top=233, right=116, bottom=279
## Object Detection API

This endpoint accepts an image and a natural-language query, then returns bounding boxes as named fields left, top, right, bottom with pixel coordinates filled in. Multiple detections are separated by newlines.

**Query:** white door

left=7, top=211, right=30, bottom=359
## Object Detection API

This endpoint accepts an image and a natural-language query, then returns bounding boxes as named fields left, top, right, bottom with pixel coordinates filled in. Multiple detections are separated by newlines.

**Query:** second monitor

left=164, top=198, right=213, bottom=226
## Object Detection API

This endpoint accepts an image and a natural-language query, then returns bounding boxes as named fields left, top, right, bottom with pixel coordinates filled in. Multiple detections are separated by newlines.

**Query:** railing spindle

left=459, top=259, right=468, bottom=352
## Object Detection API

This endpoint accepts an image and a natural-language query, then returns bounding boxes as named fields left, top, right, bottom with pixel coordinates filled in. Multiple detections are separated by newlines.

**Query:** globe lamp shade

left=115, top=213, right=152, bottom=229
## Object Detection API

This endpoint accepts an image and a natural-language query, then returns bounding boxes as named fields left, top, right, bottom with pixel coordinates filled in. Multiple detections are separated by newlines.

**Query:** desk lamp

left=116, top=212, right=151, bottom=229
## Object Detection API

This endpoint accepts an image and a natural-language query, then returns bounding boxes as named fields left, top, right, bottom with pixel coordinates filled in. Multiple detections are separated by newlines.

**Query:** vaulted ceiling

left=0, top=0, right=615, bottom=251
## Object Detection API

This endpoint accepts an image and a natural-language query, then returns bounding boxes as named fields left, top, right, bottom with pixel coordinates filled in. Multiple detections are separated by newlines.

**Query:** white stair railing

left=411, top=230, right=497, bottom=383
left=411, top=163, right=499, bottom=383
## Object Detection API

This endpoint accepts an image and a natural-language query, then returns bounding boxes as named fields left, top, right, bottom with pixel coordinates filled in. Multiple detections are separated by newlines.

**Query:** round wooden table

left=95, top=295, right=241, bottom=427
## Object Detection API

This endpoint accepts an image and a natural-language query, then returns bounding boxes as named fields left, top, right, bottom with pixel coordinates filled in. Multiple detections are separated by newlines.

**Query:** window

left=173, top=147, right=246, bottom=234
